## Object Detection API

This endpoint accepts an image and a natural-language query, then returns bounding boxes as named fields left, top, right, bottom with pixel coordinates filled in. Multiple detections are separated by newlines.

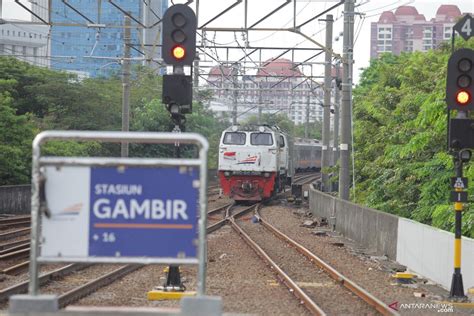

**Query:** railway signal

left=446, top=48, right=473, bottom=111
left=162, top=4, right=197, bottom=66
left=162, top=4, right=197, bottom=119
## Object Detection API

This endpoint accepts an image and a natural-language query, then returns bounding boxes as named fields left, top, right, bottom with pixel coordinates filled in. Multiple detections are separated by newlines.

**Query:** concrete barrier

left=308, top=189, right=334, bottom=220
left=309, top=185, right=474, bottom=291
left=397, top=218, right=474, bottom=290
left=309, top=187, right=398, bottom=259
left=336, top=199, right=399, bottom=259
left=0, top=185, right=31, bottom=214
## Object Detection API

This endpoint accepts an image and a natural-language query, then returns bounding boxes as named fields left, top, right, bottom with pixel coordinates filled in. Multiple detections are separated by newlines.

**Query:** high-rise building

left=370, top=5, right=467, bottom=59
left=31, top=0, right=167, bottom=77
left=0, top=22, right=48, bottom=67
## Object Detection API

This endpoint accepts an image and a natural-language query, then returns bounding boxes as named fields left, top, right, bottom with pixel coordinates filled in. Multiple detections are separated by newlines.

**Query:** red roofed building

left=257, top=58, right=303, bottom=77
left=207, top=65, right=235, bottom=98
left=206, top=58, right=324, bottom=124
left=370, top=4, right=468, bottom=59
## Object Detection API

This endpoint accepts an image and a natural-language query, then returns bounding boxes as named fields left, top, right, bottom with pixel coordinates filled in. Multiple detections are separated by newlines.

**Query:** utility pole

left=321, top=14, right=333, bottom=192
left=333, top=61, right=341, bottom=166
left=232, top=64, right=238, bottom=125
left=193, top=55, right=200, bottom=98
left=258, top=82, right=262, bottom=124
left=338, top=0, right=355, bottom=200
left=143, top=0, right=150, bottom=66
left=305, top=92, right=310, bottom=138
left=121, top=15, right=131, bottom=158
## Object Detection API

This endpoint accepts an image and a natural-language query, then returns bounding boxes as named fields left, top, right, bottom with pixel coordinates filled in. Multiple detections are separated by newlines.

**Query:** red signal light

left=456, top=90, right=471, bottom=105
left=172, top=46, right=186, bottom=60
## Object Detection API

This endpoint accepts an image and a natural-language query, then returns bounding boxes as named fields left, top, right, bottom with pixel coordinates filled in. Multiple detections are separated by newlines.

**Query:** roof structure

left=256, top=58, right=303, bottom=77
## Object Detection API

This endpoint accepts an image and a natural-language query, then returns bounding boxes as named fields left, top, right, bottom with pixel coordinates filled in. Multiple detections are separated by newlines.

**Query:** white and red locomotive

left=218, top=125, right=293, bottom=201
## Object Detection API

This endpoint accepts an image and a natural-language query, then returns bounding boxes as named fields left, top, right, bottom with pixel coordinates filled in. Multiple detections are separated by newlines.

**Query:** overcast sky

left=1, top=0, right=473, bottom=82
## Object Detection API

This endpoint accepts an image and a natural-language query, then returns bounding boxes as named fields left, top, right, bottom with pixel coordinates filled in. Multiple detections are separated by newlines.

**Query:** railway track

left=206, top=202, right=257, bottom=234
left=0, top=263, right=142, bottom=308
left=228, top=205, right=398, bottom=316
left=293, top=172, right=321, bottom=186
left=56, top=265, right=142, bottom=308
left=0, top=220, right=33, bottom=276
left=0, top=264, right=85, bottom=302
left=0, top=228, right=29, bottom=242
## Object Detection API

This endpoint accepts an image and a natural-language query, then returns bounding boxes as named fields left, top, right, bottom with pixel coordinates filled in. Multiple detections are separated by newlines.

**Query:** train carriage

left=293, top=137, right=322, bottom=171
left=218, top=125, right=291, bottom=201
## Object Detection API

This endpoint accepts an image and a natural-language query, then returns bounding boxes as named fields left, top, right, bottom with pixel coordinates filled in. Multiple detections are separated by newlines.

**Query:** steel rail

left=232, top=203, right=260, bottom=219
left=206, top=202, right=259, bottom=234
left=256, top=211, right=399, bottom=316
left=2, top=260, right=29, bottom=275
left=0, top=228, right=30, bottom=241
left=206, top=218, right=228, bottom=234
left=206, top=203, right=257, bottom=234
left=298, top=176, right=320, bottom=186
left=207, top=188, right=222, bottom=196
left=0, top=216, right=30, bottom=224
left=0, top=243, right=29, bottom=256
left=0, top=247, right=29, bottom=260
left=0, top=238, right=30, bottom=251
left=0, top=264, right=84, bottom=301
left=207, top=203, right=233, bottom=216
left=0, top=220, right=31, bottom=229
left=224, top=202, right=236, bottom=218
left=57, top=264, right=142, bottom=308
left=293, top=174, right=321, bottom=186
left=229, top=217, right=326, bottom=315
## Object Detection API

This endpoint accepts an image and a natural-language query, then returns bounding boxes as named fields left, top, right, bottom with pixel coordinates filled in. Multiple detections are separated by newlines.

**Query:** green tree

left=131, top=99, right=227, bottom=168
left=294, top=121, right=322, bottom=139
left=242, top=113, right=295, bottom=136
left=0, top=94, right=36, bottom=185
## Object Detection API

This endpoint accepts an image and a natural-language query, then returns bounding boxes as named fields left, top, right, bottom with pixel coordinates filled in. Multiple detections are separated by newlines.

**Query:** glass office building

left=45, top=0, right=167, bottom=77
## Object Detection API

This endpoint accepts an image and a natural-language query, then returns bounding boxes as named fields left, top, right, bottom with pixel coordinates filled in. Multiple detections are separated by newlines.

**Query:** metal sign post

left=448, top=152, right=470, bottom=300
left=28, top=131, right=209, bottom=296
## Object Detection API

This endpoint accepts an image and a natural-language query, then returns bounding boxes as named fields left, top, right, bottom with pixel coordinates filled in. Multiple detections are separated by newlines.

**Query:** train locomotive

left=218, top=125, right=292, bottom=201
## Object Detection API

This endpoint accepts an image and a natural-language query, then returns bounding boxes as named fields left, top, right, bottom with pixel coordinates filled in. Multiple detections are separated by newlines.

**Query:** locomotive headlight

left=263, top=172, right=270, bottom=178
left=224, top=171, right=231, bottom=177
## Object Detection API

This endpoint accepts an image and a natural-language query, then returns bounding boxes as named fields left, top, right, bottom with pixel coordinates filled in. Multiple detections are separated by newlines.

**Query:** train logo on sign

left=89, top=166, right=199, bottom=258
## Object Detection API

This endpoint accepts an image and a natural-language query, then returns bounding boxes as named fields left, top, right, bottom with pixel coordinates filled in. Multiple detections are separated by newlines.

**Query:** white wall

left=397, top=218, right=474, bottom=290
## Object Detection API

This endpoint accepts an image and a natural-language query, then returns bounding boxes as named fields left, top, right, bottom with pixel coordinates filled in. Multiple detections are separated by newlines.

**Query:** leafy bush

left=353, top=39, right=474, bottom=237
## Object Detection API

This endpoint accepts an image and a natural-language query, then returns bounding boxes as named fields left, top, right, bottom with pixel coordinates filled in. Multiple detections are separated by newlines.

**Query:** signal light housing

left=447, top=48, right=474, bottom=110
left=162, top=4, right=196, bottom=66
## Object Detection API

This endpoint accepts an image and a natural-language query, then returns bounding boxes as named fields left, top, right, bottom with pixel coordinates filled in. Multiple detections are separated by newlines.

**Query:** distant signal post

left=446, top=14, right=473, bottom=300
left=160, top=4, right=198, bottom=297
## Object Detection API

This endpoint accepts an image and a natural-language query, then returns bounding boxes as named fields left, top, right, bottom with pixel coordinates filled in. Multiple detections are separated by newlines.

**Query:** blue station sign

left=88, top=166, right=199, bottom=259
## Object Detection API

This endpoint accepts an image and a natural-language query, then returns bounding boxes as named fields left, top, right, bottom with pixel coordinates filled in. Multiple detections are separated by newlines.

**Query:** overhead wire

left=249, top=0, right=312, bottom=44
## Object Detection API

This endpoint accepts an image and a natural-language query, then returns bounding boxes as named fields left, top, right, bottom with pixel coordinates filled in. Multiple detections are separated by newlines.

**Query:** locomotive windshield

left=250, top=133, right=273, bottom=146
left=223, top=132, right=246, bottom=145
